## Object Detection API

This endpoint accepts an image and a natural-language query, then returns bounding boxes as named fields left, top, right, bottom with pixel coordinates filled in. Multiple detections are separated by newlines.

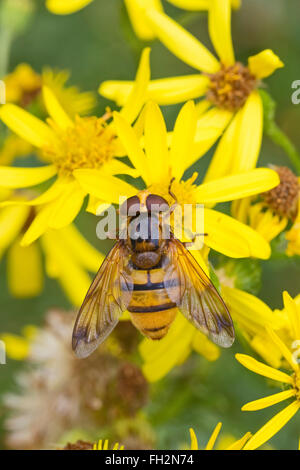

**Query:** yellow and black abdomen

left=127, top=267, right=179, bottom=340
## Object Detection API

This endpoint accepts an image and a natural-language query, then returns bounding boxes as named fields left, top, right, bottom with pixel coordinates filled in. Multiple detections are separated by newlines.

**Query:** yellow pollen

left=148, top=173, right=199, bottom=207
left=43, top=115, right=117, bottom=176
left=206, top=62, right=257, bottom=112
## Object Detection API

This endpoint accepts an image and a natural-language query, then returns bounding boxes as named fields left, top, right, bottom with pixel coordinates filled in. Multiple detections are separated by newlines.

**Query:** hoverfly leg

left=168, top=177, right=177, bottom=203
left=183, top=232, right=208, bottom=249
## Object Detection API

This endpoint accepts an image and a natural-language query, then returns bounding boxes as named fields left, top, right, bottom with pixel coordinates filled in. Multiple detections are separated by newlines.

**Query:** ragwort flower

left=0, top=49, right=150, bottom=245
left=232, top=166, right=300, bottom=253
left=4, top=63, right=96, bottom=116
left=236, top=331, right=300, bottom=450
left=77, top=100, right=279, bottom=260
left=100, top=0, right=283, bottom=179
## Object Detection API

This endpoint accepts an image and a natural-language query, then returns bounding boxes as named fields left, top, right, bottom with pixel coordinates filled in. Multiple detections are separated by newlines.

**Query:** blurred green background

left=0, top=0, right=300, bottom=450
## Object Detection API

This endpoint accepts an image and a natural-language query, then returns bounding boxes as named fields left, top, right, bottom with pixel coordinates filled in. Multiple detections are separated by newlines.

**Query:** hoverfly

left=72, top=189, right=235, bottom=358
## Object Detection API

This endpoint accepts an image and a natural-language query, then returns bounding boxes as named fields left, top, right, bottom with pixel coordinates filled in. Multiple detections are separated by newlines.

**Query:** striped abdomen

left=127, top=266, right=179, bottom=340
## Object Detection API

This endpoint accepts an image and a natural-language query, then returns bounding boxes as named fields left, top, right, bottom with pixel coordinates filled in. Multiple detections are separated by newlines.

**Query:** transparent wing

left=72, top=241, right=133, bottom=358
left=164, top=238, right=234, bottom=348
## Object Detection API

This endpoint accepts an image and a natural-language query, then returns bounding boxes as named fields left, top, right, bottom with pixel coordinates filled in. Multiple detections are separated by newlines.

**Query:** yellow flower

left=0, top=48, right=150, bottom=244
left=41, top=67, right=97, bottom=117
left=81, top=100, right=279, bottom=260
left=0, top=194, right=104, bottom=305
left=232, top=166, right=300, bottom=248
left=100, top=0, right=283, bottom=179
left=189, top=424, right=251, bottom=450
left=46, top=0, right=163, bottom=40
left=4, top=63, right=42, bottom=106
left=236, top=330, right=300, bottom=450
left=93, top=439, right=124, bottom=450
left=4, top=63, right=96, bottom=116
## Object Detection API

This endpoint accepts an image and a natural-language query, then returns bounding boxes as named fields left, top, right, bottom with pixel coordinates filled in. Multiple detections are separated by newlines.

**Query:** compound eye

left=146, top=194, right=169, bottom=212
left=120, top=195, right=140, bottom=216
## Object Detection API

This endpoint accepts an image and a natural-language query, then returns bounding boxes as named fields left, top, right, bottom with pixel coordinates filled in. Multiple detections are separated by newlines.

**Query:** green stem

left=265, top=121, right=300, bottom=174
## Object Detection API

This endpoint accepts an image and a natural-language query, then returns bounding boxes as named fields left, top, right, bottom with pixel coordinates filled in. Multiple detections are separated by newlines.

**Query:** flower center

left=206, top=62, right=256, bottom=112
left=43, top=114, right=116, bottom=177
left=148, top=173, right=198, bottom=207
left=262, top=166, right=299, bottom=219
left=293, top=370, right=300, bottom=401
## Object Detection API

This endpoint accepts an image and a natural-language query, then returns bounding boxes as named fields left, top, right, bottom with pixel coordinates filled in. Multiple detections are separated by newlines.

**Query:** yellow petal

left=0, top=104, right=55, bottom=148
left=148, top=75, right=209, bottom=105
left=48, top=179, right=86, bottom=229
left=99, top=75, right=209, bottom=107
left=203, top=208, right=271, bottom=259
left=144, top=102, right=169, bottom=182
left=113, top=112, right=150, bottom=185
left=222, top=286, right=284, bottom=335
left=266, top=327, right=299, bottom=372
left=41, top=230, right=92, bottom=307
left=203, top=111, right=239, bottom=182
left=242, top=389, right=296, bottom=411
left=46, top=0, right=93, bottom=14
left=101, top=159, right=139, bottom=178
left=243, top=401, right=300, bottom=450
left=231, top=91, right=263, bottom=173
left=140, top=313, right=195, bottom=382
left=193, top=107, right=233, bottom=164
left=0, top=178, right=69, bottom=208
left=208, top=0, right=235, bottom=65
left=170, top=101, right=197, bottom=180
left=189, top=428, right=199, bottom=450
left=0, top=205, right=30, bottom=258
left=42, top=86, right=74, bottom=130
left=226, top=432, right=252, bottom=450
left=0, top=165, right=56, bottom=188
left=21, top=203, right=57, bottom=246
left=74, top=170, right=137, bottom=204
left=205, top=422, right=222, bottom=450
left=283, top=291, right=300, bottom=342
left=195, top=168, right=279, bottom=204
left=59, top=224, right=104, bottom=272
left=235, top=354, right=294, bottom=385
left=124, top=0, right=163, bottom=41
left=248, top=49, right=284, bottom=79
left=192, top=331, right=220, bottom=361
left=145, top=8, right=219, bottom=73
left=7, top=237, right=43, bottom=298
left=120, top=48, right=150, bottom=125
